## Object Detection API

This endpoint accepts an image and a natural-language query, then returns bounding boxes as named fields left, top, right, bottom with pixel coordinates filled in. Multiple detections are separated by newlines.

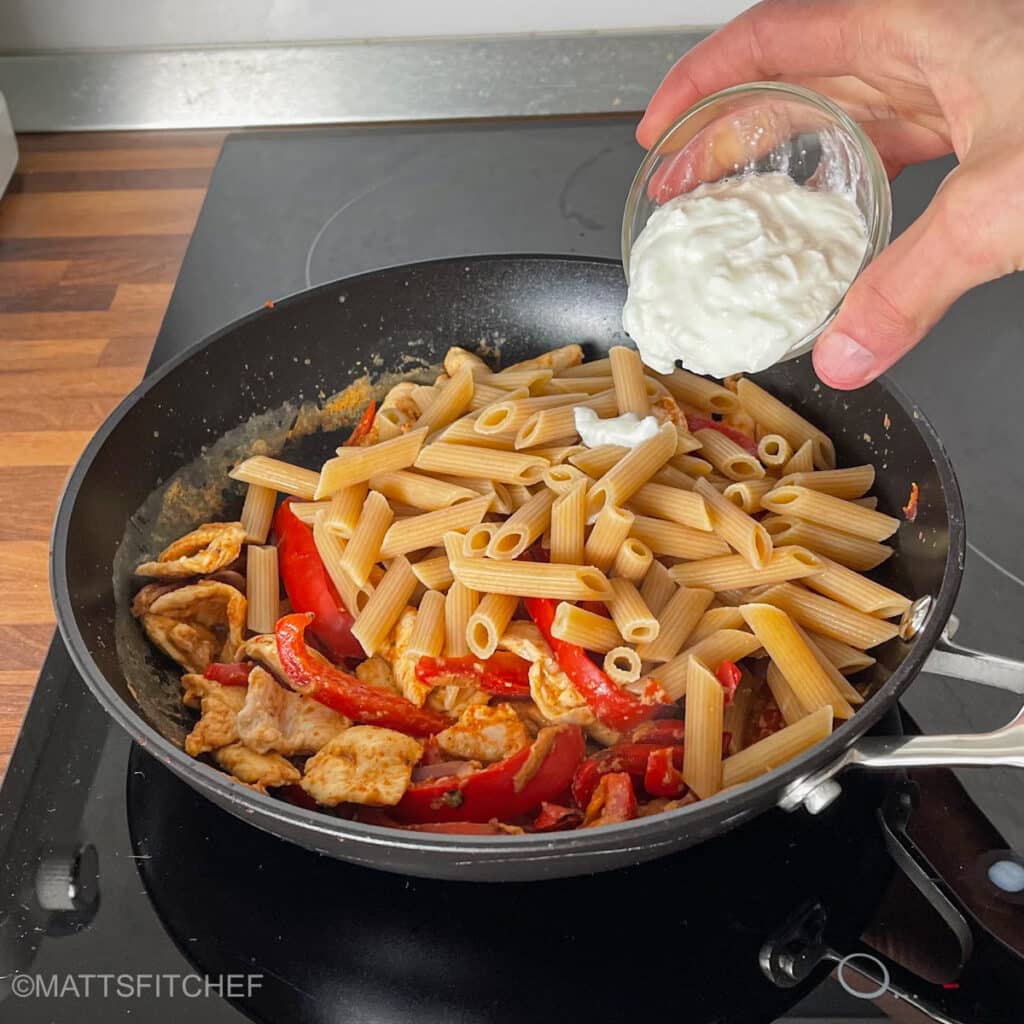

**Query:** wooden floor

left=0, top=130, right=226, bottom=778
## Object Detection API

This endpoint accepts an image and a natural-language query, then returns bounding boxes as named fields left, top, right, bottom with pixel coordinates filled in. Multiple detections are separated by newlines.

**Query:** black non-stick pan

left=51, top=255, right=1024, bottom=881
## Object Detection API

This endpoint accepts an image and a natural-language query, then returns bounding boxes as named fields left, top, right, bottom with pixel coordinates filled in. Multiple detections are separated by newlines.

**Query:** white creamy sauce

left=622, top=173, right=868, bottom=378
left=573, top=406, right=660, bottom=449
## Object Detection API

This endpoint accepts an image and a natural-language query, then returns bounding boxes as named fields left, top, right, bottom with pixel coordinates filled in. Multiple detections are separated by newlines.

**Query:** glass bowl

left=622, top=81, right=892, bottom=365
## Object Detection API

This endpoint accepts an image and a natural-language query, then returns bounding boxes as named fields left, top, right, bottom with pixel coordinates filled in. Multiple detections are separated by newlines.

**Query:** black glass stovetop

left=2, top=116, right=1023, bottom=1023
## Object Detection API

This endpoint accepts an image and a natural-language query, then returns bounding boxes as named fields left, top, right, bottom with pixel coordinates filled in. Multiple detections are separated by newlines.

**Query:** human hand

left=637, top=0, right=1024, bottom=389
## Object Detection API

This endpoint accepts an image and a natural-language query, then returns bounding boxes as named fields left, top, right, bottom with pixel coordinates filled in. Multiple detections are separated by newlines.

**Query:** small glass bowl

left=622, top=81, right=892, bottom=364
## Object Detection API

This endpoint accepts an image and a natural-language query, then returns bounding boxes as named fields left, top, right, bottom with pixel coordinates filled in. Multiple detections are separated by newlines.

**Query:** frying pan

left=51, top=255, right=1024, bottom=882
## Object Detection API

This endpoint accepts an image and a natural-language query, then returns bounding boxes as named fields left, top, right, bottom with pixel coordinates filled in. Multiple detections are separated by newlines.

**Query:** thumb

left=812, top=169, right=1010, bottom=389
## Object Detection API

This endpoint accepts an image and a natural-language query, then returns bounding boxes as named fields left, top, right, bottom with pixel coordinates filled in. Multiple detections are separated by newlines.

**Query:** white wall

left=1, top=0, right=753, bottom=51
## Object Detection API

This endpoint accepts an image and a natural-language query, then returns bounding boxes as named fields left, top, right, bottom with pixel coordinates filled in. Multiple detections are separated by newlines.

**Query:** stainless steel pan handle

left=780, top=596, right=1024, bottom=813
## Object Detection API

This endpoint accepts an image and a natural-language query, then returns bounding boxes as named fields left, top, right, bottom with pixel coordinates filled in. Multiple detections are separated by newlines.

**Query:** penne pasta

left=687, top=606, right=747, bottom=644
left=351, top=556, right=419, bottom=656
left=611, top=537, right=654, bottom=583
left=695, top=477, right=772, bottom=568
left=410, top=384, right=438, bottom=414
left=604, top=647, right=643, bottom=684
left=416, top=367, right=475, bottom=434
left=487, top=489, right=555, bottom=559
left=449, top=555, right=612, bottom=602
left=551, top=602, right=622, bottom=653
left=780, top=439, right=815, bottom=476
left=752, top=583, right=900, bottom=649
left=230, top=456, right=320, bottom=500
left=570, top=444, right=627, bottom=478
left=433, top=475, right=513, bottom=515
left=804, top=630, right=877, bottom=675
left=587, top=423, right=677, bottom=518
left=325, top=482, right=369, bottom=538
left=463, top=522, right=498, bottom=558
left=673, top=425, right=704, bottom=456
left=316, top=428, right=427, bottom=498
left=467, top=593, right=520, bottom=659
left=542, top=375, right=615, bottom=396
left=313, top=514, right=372, bottom=616
left=483, top=368, right=555, bottom=391
left=668, top=547, right=825, bottom=591
left=637, top=585, right=714, bottom=662
left=542, top=463, right=589, bottom=494
left=652, top=465, right=698, bottom=491
left=609, top=345, right=650, bottom=417
left=654, top=368, right=739, bottom=414
left=762, top=515, right=893, bottom=572
left=671, top=454, right=714, bottom=478
left=527, top=444, right=585, bottom=465
left=682, top=658, right=725, bottom=798
left=499, top=344, right=582, bottom=376
left=852, top=496, right=879, bottom=510
left=607, top=577, right=660, bottom=645
left=474, top=392, right=586, bottom=438
left=585, top=504, right=636, bottom=571
left=506, top=483, right=536, bottom=510
left=549, top=478, right=588, bottom=565
left=414, top=443, right=548, bottom=485
left=379, top=495, right=491, bottom=558
left=761, top=486, right=899, bottom=542
left=735, top=378, right=836, bottom=469
left=794, top=624, right=865, bottom=706
left=443, top=346, right=490, bottom=378
left=631, top=515, right=731, bottom=560
left=766, top=663, right=808, bottom=726
left=693, top=428, right=766, bottom=481
left=410, top=554, right=454, bottom=592
left=722, top=479, right=776, bottom=515
left=288, top=500, right=331, bottom=524
left=339, top=490, right=393, bottom=587
left=802, top=556, right=912, bottom=618
left=245, top=544, right=280, bottom=634
left=778, top=466, right=876, bottom=500
left=558, top=356, right=610, bottom=378
left=444, top=581, right=479, bottom=657
left=722, top=707, right=834, bottom=789
left=515, top=389, right=619, bottom=449
left=468, top=386, right=529, bottom=416
left=240, top=484, right=276, bottom=544
left=407, top=589, right=446, bottom=658
left=627, top=482, right=712, bottom=530
left=369, top=470, right=479, bottom=512
left=640, top=560, right=678, bottom=617
left=740, top=603, right=854, bottom=719
left=756, top=434, right=793, bottom=469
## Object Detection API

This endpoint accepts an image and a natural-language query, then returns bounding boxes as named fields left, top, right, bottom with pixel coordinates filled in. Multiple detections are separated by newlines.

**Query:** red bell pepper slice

left=583, top=772, right=637, bottom=827
left=571, top=742, right=683, bottom=807
left=275, top=783, right=322, bottom=812
left=532, top=801, right=584, bottom=832
left=414, top=652, right=532, bottom=698
left=685, top=413, right=758, bottom=456
left=392, top=724, right=585, bottom=824
left=203, top=661, right=253, bottom=687
left=627, top=719, right=685, bottom=746
left=715, top=660, right=743, bottom=705
left=525, top=596, right=666, bottom=731
left=357, top=807, right=516, bottom=834
left=344, top=401, right=377, bottom=447
left=275, top=613, right=448, bottom=736
left=644, top=746, right=687, bottom=798
left=274, top=498, right=363, bottom=661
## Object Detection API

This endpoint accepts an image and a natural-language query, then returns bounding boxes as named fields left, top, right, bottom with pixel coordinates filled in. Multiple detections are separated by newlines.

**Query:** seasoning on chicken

left=499, top=621, right=595, bottom=726
left=214, top=742, right=300, bottom=790
left=377, top=607, right=434, bottom=705
left=436, top=703, right=531, bottom=764
left=136, top=580, right=246, bottom=673
left=181, top=673, right=247, bottom=755
left=301, top=725, right=423, bottom=807
left=135, top=521, right=247, bottom=579
left=236, top=666, right=349, bottom=756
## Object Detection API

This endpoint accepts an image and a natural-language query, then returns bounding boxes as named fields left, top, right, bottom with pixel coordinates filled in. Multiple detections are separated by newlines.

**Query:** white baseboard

left=0, top=92, right=17, bottom=195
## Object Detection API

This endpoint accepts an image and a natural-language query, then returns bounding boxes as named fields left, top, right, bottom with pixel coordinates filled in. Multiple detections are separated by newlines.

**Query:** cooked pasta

left=134, top=343, right=915, bottom=836
left=584, top=504, right=636, bottom=571
left=551, top=602, right=622, bottom=653
left=693, top=428, right=765, bottom=481
left=240, top=484, right=277, bottom=544
left=609, top=346, right=649, bottom=417
left=681, top=659, right=725, bottom=798
left=636, top=585, right=714, bottom=662
left=611, top=537, right=654, bottom=582
left=761, top=486, right=900, bottom=542
left=245, top=544, right=279, bottom=634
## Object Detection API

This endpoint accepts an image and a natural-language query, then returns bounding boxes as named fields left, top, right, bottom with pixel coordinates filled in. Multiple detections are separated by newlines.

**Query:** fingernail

left=814, top=331, right=877, bottom=389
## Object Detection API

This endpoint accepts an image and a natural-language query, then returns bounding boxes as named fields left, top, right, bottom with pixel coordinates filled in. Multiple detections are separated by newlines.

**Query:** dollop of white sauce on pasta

left=573, top=407, right=660, bottom=449
left=622, top=173, right=868, bottom=378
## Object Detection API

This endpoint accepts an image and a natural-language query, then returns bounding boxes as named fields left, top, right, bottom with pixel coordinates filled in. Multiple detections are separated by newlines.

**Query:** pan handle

left=780, top=597, right=1024, bottom=813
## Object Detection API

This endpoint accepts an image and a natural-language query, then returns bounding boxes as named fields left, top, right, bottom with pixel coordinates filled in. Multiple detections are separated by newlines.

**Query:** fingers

left=813, top=167, right=1018, bottom=389
left=637, top=0, right=875, bottom=148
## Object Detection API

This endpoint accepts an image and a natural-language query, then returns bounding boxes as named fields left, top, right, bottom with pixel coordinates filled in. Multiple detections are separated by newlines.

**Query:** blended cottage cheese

left=622, top=173, right=868, bottom=378
left=573, top=407, right=660, bottom=449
